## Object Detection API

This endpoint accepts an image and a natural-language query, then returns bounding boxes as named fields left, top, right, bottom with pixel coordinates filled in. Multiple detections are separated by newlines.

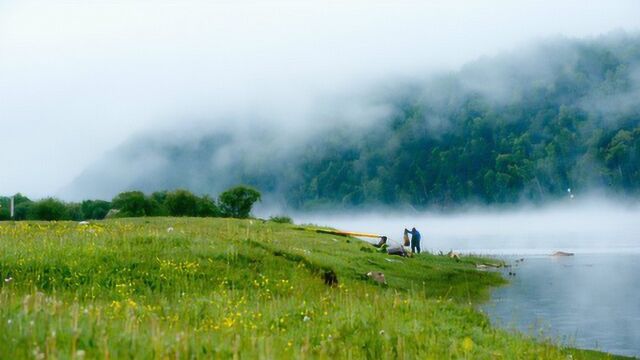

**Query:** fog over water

left=292, top=197, right=640, bottom=254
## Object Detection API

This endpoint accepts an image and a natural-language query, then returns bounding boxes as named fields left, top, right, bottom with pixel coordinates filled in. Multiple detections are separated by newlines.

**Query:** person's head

left=381, top=236, right=387, bottom=243
left=412, top=227, right=416, bottom=232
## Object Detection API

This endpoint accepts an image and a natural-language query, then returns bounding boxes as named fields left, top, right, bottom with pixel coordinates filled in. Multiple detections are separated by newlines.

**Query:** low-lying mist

left=292, top=197, right=640, bottom=255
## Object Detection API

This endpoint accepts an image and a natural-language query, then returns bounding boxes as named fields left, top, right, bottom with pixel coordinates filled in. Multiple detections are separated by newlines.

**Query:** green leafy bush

left=28, top=198, right=69, bottom=221
left=218, top=186, right=261, bottom=218
left=165, top=189, right=199, bottom=217
left=269, top=215, right=293, bottom=224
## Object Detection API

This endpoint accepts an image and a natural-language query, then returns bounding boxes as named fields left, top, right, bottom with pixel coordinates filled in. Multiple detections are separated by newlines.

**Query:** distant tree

left=12, top=194, right=33, bottom=220
left=14, top=202, right=32, bottom=220
left=218, top=186, right=261, bottom=218
left=269, top=215, right=293, bottom=224
left=112, top=191, right=148, bottom=217
left=28, top=198, right=68, bottom=221
left=65, top=203, right=84, bottom=221
left=80, top=200, right=112, bottom=220
left=151, top=191, right=168, bottom=205
left=196, top=195, right=220, bottom=217
left=165, top=189, right=199, bottom=217
left=144, top=197, right=167, bottom=217
left=0, top=196, right=9, bottom=220
left=149, top=191, right=170, bottom=216
left=13, top=193, right=31, bottom=206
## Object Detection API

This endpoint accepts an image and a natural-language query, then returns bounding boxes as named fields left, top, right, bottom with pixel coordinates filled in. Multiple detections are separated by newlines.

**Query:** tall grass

left=0, top=218, right=625, bottom=359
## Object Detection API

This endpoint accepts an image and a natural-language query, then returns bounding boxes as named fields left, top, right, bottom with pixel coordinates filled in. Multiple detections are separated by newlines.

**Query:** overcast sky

left=1, top=0, right=639, bottom=199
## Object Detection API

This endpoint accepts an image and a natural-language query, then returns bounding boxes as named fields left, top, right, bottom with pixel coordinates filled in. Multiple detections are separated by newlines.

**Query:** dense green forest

left=0, top=186, right=261, bottom=221
left=67, top=34, right=640, bottom=209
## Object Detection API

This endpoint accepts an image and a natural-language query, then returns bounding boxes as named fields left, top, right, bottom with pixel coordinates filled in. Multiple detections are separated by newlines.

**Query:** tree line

left=0, top=186, right=261, bottom=221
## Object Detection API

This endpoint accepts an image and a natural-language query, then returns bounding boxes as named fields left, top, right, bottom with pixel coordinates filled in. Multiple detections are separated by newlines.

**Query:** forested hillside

left=66, top=34, right=640, bottom=208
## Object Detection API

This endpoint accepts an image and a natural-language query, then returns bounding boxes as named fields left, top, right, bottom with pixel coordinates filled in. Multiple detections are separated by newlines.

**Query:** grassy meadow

left=0, top=218, right=627, bottom=359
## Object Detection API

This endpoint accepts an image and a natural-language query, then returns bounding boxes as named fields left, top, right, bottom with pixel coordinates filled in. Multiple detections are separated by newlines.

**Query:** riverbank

left=0, top=218, right=629, bottom=358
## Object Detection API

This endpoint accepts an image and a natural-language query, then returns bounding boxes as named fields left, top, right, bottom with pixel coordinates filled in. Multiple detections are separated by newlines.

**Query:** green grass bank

left=0, top=218, right=629, bottom=359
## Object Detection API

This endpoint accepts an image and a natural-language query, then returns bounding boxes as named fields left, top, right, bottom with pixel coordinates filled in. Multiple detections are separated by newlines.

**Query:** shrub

left=81, top=200, right=112, bottom=220
left=6, top=193, right=33, bottom=220
left=196, top=195, right=220, bottom=217
left=14, top=202, right=32, bottom=220
left=218, top=186, right=261, bottom=219
left=0, top=197, right=10, bottom=220
left=165, top=189, right=199, bottom=217
left=65, top=203, right=85, bottom=221
left=28, top=198, right=69, bottom=221
left=149, top=191, right=170, bottom=216
left=112, top=191, right=149, bottom=217
left=269, top=215, right=293, bottom=224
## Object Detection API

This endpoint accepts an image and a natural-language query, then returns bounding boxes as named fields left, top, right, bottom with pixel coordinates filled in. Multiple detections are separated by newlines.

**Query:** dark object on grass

left=373, top=236, right=388, bottom=248
left=387, top=246, right=408, bottom=257
left=323, top=270, right=338, bottom=286
left=366, top=271, right=387, bottom=285
left=447, top=251, right=460, bottom=262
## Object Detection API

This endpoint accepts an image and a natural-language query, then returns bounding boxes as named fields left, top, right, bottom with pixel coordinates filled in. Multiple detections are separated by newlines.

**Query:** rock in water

left=551, top=251, right=574, bottom=256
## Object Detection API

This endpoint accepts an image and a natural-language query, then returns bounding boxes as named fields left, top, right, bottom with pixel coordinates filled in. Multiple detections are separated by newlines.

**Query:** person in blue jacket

left=404, top=227, right=421, bottom=254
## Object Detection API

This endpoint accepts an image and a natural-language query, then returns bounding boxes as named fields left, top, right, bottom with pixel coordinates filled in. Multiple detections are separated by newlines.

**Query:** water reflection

left=482, top=254, right=640, bottom=357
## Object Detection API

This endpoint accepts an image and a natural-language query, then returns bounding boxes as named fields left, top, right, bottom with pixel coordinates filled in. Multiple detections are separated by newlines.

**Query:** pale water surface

left=483, top=253, right=640, bottom=357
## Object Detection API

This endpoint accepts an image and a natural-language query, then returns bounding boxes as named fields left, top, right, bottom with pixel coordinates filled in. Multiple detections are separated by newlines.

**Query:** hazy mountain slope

left=64, top=34, right=640, bottom=208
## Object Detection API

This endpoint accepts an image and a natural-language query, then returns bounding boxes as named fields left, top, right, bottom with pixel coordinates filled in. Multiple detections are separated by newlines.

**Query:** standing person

left=404, top=227, right=421, bottom=254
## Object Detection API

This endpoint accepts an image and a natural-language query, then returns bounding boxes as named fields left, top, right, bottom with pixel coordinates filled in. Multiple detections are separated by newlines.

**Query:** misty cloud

left=60, top=33, right=640, bottom=203
left=1, top=0, right=639, bottom=198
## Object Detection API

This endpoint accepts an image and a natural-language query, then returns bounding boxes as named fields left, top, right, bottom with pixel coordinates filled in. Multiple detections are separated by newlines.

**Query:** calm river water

left=482, top=253, right=640, bottom=357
